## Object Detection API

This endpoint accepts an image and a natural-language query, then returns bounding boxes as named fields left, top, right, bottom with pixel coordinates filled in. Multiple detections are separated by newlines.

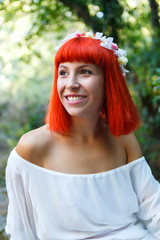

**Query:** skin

left=16, top=62, right=143, bottom=174
left=58, top=62, right=104, bottom=118
left=57, top=62, right=105, bottom=140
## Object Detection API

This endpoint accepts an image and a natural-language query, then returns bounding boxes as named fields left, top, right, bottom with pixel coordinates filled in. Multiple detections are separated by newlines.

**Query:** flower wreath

left=59, top=31, right=129, bottom=77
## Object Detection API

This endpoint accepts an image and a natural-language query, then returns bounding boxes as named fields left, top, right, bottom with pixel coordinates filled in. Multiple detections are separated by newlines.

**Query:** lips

left=65, top=95, right=87, bottom=101
left=64, top=94, right=87, bottom=105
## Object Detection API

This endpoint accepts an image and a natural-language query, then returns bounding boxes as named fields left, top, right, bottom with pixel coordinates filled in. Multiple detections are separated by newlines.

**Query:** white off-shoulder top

left=5, top=148, right=160, bottom=240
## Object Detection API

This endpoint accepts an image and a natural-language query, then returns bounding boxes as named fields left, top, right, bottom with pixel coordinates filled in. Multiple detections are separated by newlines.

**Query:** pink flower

left=75, top=33, right=81, bottom=37
left=111, top=43, right=118, bottom=50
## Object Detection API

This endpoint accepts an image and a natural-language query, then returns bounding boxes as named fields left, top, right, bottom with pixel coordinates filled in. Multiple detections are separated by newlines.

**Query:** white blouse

left=5, top=148, right=160, bottom=240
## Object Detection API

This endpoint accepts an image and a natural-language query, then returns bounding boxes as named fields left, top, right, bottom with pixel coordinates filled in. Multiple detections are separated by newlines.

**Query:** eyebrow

left=59, top=65, right=68, bottom=69
left=59, top=64, right=92, bottom=69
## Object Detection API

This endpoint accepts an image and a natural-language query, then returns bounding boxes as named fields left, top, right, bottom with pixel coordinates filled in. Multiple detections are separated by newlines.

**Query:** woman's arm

left=5, top=147, right=39, bottom=240
left=119, top=132, right=143, bottom=163
left=122, top=133, right=160, bottom=238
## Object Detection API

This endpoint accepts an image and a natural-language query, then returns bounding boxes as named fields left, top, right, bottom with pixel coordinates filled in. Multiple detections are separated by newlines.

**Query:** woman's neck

left=69, top=116, right=104, bottom=143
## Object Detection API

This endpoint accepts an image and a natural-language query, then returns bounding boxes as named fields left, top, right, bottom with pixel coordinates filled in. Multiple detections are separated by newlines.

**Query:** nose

left=66, top=75, right=80, bottom=90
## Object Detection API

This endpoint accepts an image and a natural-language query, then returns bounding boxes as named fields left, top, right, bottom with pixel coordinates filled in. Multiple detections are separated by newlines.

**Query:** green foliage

left=152, top=68, right=160, bottom=124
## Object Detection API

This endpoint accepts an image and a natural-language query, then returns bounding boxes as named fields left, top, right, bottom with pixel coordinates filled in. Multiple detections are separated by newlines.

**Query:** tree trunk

left=148, top=0, right=160, bottom=35
left=58, top=0, right=103, bottom=32
left=58, top=0, right=123, bottom=43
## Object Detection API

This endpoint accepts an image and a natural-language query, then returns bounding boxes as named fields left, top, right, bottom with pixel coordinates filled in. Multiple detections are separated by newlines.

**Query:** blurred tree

left=59, top=0, right=123, bottom=42
left=148, top=0, right=160, bottom=33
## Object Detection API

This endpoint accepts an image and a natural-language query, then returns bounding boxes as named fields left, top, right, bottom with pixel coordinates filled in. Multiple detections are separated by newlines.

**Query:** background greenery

left=0, top=0, right=160, bottom=237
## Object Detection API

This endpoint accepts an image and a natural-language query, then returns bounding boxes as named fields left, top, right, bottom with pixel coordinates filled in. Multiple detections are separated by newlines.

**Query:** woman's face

left=57, top=62, right=104, bottom=118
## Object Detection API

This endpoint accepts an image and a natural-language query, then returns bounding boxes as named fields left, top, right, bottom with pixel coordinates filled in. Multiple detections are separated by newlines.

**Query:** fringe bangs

left=55, top=37, right=106, bottom=68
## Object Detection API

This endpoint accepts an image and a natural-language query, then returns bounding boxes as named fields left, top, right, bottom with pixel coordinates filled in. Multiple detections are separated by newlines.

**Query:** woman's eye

left=80, top=69, right=92, bottom=75
left=59, top=70, right=67, bottom=76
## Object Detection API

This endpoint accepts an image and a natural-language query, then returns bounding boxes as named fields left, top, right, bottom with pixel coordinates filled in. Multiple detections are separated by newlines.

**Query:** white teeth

left=67, top=96, right=85, bottom=101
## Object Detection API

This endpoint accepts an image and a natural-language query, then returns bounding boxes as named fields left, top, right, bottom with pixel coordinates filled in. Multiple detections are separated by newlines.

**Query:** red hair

left=45, top=36, right=141, bottom=137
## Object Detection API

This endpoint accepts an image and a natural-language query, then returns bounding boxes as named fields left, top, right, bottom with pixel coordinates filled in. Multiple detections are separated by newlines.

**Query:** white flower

left=118, top=56, right=128, bottom=66
left=94, top=32, right=103, bottom=39
left=120, top=65, right=129, bottom=73
left=122, top=72, right=126, bottom=78
left=106, top=37, right=114, bottom=44
left=111, top=43, right=118, bottom=50
left=100, top=37, right=114, bottom=50
left=85, top=32, right=93, bottom=38
left=116, top=48, right=127, bottom=57
left=100, top=36, right=106, bottom=42
left=61, top=32, right=80, bottom=45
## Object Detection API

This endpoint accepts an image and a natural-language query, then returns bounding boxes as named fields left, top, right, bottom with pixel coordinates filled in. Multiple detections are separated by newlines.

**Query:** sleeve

left=132, top=158, right=160, bottom=238
left=5, top=151, right=39, bottom=240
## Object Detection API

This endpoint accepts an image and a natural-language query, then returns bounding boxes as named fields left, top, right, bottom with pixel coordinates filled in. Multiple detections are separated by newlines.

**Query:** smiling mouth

left=66, top=96, right=86, bottom=101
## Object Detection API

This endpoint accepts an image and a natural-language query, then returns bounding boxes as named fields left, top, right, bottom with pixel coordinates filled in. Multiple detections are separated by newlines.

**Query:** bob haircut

left=45, top=35, right=141, bottom=137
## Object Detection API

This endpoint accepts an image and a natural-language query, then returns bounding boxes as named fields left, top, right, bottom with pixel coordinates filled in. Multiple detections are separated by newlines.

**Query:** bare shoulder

left=118, top=132, right=143, bottom=163
left=15, top=124, right=52, bottom=163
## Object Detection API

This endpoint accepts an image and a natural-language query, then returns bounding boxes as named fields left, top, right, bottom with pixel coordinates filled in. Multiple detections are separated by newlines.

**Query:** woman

left=5, top=32, right=160, bottom=240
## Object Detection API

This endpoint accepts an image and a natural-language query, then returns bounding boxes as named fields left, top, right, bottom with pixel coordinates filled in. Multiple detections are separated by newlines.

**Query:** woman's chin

left=66, top=110, right=87, bottom=118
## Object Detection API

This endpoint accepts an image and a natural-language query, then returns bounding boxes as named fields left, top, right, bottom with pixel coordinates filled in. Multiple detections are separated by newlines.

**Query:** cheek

left=57, top=79, right=64, bottom=99
left=57, top=80, right=60, bottom=94
left=91, top=77, right=104, bottom=100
